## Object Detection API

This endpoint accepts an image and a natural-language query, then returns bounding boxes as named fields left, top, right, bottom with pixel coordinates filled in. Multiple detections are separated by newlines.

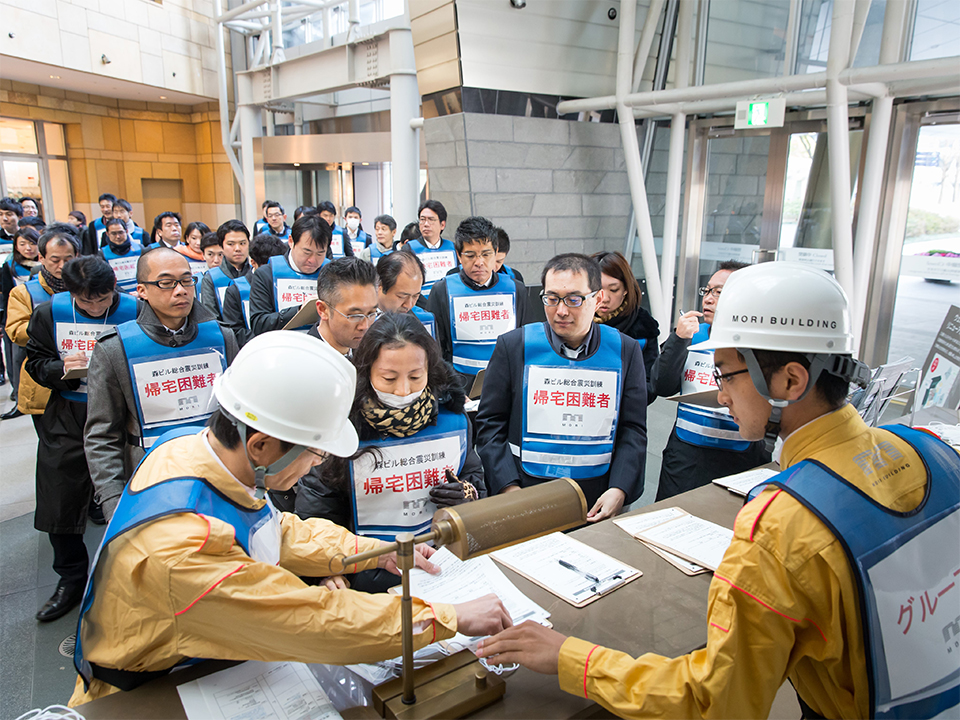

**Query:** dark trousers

left=49, top=533, right=89, bottom=588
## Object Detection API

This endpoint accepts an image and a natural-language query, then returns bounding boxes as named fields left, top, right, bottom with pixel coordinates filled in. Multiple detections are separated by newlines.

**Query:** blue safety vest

left=202, top=266, right=234, bottom=314
left=24, top=276, right=53, bottom=307
left=410, top=238, right=458, bottom=297
left=130, top=226, right=144, bottom=243
left=447, top=273, right=518, bottom=376
left=117, top=319, right=227, bottom=448
left=254, top=218, right=269, bottom=235
left=349, top=407, right=468, bottom=540
left=746, top=425, right=959, bottom=719
left=348, top=229, right=368, bottom=256
left=369, top=241, right=394, bottom=260
left=330, top=226, right=348, bottom=258
left=500, top=265, right=517, bottom=280
left=268, top=255, right=320, bottom=332
left=411, top=305, right=436, bottom=340
left=520, top=323, right=623, bottom=480
left=74, top=427, right=276, bottom=691
left=6, top=258, right=33, bottom=286
left=233, top=275, right=252, bottom=329
left=101, top=243, right=142, bottom=293
left=675, top=324, right=751, bottom=451
left=52, top=292, right=139, bottom=402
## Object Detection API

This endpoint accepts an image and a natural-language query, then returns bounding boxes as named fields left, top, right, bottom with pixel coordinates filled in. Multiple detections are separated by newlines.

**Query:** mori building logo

left=731, top=314, right=838, bottom=329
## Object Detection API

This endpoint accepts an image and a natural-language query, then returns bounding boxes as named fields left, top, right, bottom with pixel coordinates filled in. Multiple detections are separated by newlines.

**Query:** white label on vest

left=330, top=234, right=344, bottom=256
left=217, top=284, right=229, bottom=307
left=132, top=351, right=223, bottom=426
left=681, top=350, right=717, bottom=395
left=188, top=259, right=208, bottom=276
left=351, top=240, right=365, bottom=255
left=276, top=278, right=317, bottom=312
left=108, top=256, right=138, bottom=284
left=14, top=274, right=28, bottom=287
left=422, top=251, right=457, bottom=283
left=867, top=508, right=960, bottom=704
left=352, top=434, right=461, bottom=533
left=452, top=293, right=516, bottom=342
left=55, top=322, right=115, bottom=358
left=526, top=366, right=618, bottom=437
left=242, top=299, right=251, bottom=327
left=248, top=498, right=282, bottom=566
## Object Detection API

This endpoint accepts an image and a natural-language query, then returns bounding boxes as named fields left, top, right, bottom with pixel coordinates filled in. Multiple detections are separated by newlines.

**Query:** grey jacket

left=84, top=301, right=238, bottom=520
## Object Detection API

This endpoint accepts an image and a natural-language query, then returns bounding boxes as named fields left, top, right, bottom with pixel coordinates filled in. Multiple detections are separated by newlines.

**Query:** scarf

left=360, top=387, right=438, bottom=438
left=40, top=265, right=66, bottom=294
left=108, top=238, right=132, bottom=255
left=595, top=303, right=626, bottom=324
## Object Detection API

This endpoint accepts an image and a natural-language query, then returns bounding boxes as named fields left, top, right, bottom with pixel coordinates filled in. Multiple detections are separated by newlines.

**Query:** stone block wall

left=422, top=113, right=634, bottom=282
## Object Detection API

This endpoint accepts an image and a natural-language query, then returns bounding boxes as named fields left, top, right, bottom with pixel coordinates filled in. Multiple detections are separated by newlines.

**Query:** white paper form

left=177, top=661, right=341, bottom=720
left=634, top=515, right=734, bottom=572
left=491, top=532, right=640, bottom=605
left=614, top=508, right=708, bottom=575
left=712, top=467, right=779, bottom=496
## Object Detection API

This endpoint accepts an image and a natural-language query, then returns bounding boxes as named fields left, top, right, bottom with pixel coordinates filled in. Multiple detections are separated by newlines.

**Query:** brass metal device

left=335, top=478, right=588, bottom=719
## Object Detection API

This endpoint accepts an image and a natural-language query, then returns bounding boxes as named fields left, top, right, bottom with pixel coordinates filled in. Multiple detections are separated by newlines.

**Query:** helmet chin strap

left=234, top=419, right=305, bottom=498
left=739, top=349, right=831, bottom=454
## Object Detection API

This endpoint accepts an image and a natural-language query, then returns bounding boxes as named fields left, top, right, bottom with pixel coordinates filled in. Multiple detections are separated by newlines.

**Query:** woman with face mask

left=296, top=311, right=486, bottom=592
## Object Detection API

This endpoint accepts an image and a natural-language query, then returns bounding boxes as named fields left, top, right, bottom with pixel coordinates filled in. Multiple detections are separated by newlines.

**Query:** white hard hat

left=214, top=331, right=359, bottom=456
left=690, top=262, right=855, bottom=354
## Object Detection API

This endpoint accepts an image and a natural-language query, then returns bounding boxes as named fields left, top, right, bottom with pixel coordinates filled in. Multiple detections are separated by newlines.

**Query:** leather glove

left=429, top=469, right=478, bottom=507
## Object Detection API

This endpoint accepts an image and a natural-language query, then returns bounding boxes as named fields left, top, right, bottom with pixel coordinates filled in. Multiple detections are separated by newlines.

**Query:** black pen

left=558, top=559, right=600, bottom=583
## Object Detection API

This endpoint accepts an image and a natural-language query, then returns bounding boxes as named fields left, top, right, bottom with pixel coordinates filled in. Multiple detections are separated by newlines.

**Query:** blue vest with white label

left=233, top=275, right=252, bottom=329
left=117, top=318, right=227, bottom=447
left=24, top=276, right=53, bottom=307
left=447, top=273, right=519, bottom=376
left=101, top=243, right=142, bottom=293
left=348, top=229, right=369, bottom=255
left=130, top=226, right=144, bottom=243
left=52, top=292, right=138, bottom=402
left=500, top=265, right=517, bottom=280
left=675, top=323, right=751, bottom=451
left=369, top=241, right=394, bottom=260
left=268, top=255, right=320, bottom=331
left=330, top=226, right=348, bottom=258
left=74, top=427, right=275, bottom=691
left=203, top=266, right=233, bottom=314
left=746, top=425, right=959, bottom=720
left=349, top=407, right=468, bottom=541
left=410, top=237, right=458, bottom=296
left=7, top=259, right=33, bottom=286
left=411, top=305, right=436, bottom=340
left=520, top=323, right=623, bottom=480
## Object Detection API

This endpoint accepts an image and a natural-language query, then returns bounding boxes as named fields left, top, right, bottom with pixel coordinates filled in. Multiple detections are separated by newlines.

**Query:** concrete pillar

left=389, top=29, right=420, bottom=223
left=238, top=104, right=262, bottom=227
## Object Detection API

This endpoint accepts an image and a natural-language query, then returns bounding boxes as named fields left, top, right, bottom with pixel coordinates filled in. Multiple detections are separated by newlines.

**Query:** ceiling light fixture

left=159, top=95, right=167, bottom=99
left=49, top=75, right=61, bottom=79
left=361, top=162, right=369, bottom=165
left=293, top=162, right=300, bottom=167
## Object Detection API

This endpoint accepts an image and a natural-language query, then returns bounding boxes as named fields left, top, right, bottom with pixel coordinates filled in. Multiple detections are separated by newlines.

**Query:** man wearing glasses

left=310, top=257, right=379, bottom=359
left=407, top=200, right=458, bottom=297
left=427, top=216, right=527, bottom=389
left=476, top=253, right=647, bottom=522
left=262, top=201, right=291, bottom=241
left=650, top=260, right=770, bottom=500
left=85, top=247, right=239, bottom=522
left=99, top=218, right=142, bottom=293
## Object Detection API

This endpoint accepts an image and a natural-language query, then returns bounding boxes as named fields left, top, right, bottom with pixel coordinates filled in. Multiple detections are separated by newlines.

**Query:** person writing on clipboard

left=478, top=262, right=960, bottom=719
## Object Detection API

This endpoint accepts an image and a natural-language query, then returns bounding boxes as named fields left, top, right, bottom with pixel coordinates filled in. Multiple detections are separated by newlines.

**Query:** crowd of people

left=0, top=192, right=954, bottom=718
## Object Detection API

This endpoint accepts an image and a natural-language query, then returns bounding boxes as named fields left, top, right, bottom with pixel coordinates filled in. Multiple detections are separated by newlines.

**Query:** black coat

left=248, top=256, right=304, bottom=336
left=475, top=321, right=648, bottom=507
left=597, top=305, right=660, bottom=403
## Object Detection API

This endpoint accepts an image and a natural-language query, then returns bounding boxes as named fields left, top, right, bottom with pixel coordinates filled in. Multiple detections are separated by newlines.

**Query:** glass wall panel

left=47, top=159, right=72, bottom=222
left=910, top=0, right=960, bottom=60
left=0, top=118, right=39, bottom=154
left=43, top=122, right=66, bottom=156
left=704, top=0, right=790, bottom=84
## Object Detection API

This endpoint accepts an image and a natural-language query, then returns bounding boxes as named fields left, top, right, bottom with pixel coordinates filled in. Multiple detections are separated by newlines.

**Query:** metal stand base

left=372, top=650, right=506, bottom=720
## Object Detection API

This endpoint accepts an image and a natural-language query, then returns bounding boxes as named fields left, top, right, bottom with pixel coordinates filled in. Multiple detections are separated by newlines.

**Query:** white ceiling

left=1, top=55, right=211, bottom=107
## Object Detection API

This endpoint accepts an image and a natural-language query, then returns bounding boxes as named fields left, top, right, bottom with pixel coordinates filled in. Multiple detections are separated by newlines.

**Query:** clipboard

left=62, top=366, right=88, bottom=380
left=614, top=508, right=709, bottom=576
left=665, top=388, right=722, bottom=408
left=468, top=369, right=485, bottom=400
left=282, top=297, right=319, bottom=330
left=491, top=533, right=642, bottom=608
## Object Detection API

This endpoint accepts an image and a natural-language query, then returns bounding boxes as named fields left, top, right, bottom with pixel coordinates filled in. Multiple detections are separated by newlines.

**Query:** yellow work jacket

left=558, top=404, right=939, bottom=719
left=70, top=432, right=458, bottom=706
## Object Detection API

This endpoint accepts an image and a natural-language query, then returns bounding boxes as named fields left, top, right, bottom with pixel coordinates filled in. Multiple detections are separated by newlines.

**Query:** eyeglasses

left=698, top=286, right=723, bottom=298
left=460, top=250, right=496, bottom=261
left=418, top=216, right=438, bottom=225
left=266, top=212, right=284, bottom=220
left=141, top=276, right=198, bottom=290
left=540, top=290, right=599, bottom=308
left=712, top=367, right=749, bottom=390
left=333, top=307, right=379, bottom=324
left=108, top=230, right=127, bottom=238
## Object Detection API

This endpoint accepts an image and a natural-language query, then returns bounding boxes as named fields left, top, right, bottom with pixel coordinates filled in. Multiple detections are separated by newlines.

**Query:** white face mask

left=374, top=386, right=422, bottom=409
left=346, top=217, right=361, bottom=232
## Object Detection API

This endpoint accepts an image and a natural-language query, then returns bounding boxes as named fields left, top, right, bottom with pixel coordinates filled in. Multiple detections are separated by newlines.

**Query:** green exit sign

left=735, top=98, right=786, bottom=129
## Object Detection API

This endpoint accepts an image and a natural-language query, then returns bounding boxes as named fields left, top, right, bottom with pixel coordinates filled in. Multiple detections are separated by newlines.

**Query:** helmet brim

left=313, top=420, right=359, bottom=458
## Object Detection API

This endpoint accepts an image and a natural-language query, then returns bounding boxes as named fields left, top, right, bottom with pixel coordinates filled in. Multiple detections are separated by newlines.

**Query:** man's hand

left=321, top=575, right=350, bottom=590
left=452, top=594, right=513, bottom=637
left=63, top=351, right=89, bottom=372
left=476, top=621, right=566, bottom=674
left=586, top=488, right=626, bottom=523
left=378, top=543, right=440, bottom=576
left=675, top=311, right=703, bottom=340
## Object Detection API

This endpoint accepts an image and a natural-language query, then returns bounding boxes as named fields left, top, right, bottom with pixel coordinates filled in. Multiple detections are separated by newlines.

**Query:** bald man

left=84, top=247, right=239, bottom=521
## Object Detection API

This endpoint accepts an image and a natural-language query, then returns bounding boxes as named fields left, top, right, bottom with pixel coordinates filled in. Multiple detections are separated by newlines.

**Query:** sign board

left=735, top=98, right=786, bottom=130
left=915, top=305, right=960, bottom=413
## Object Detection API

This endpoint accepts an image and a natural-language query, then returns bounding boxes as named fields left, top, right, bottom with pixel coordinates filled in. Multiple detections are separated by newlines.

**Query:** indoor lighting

left=293, top=162, right=300, bottom=167
left=159, top=95, right=167, bottom=99
left=49, top=75, right=60, bottom=79
left=361, top=162, right=369, bottom=165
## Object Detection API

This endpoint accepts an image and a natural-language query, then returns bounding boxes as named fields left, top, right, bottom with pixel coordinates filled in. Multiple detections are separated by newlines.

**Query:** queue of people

left=1, top=192, right=955, bottom=719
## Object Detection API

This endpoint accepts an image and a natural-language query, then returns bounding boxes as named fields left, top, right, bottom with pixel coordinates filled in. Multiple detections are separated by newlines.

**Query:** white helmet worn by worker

left=214, top=331, right=360, bottom=485
left=691, top=262, right=870, bottom=450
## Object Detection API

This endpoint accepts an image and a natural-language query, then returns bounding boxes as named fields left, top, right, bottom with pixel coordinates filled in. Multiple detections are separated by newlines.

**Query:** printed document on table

left=406, top=547, right=550, bottom=630
left=490, top=532, right=640, bottom=606
left=177, top=661, right=341, bottom=720
left=634, top=514, right=734, bottom=572
left=712, top=467, right=779, bottom=496
left=614, top=507, right=708, bottom=574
